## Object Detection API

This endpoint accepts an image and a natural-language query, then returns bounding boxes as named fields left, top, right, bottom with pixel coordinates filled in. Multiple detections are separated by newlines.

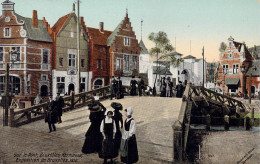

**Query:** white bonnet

left=125, top=107, right=133, bottom=116
left=94, top=96, right=99, bottom=101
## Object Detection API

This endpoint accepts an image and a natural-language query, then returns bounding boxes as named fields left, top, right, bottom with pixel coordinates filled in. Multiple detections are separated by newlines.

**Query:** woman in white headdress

left=99, top=110, right=118, bottom=164
left=120, top=107, right=139, bottom=164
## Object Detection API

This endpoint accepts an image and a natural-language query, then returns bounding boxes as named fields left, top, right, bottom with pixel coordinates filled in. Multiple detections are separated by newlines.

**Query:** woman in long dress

left=111, top=102, right=123, bottom=152
left=99, top=110, right=118, bottom=164
left=82, top=98, right=106, bottom=154
left=120, top=107, right=138, bottom=164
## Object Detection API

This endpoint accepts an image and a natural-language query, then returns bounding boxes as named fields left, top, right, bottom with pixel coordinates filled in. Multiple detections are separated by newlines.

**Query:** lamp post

left=240, top=64, right=247, bottom=99
left=3, top=50, right=19, bottom=126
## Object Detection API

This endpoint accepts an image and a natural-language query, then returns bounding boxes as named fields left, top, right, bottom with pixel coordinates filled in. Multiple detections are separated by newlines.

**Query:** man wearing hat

left=110, top=76, right=117, bottom=100
left=55, top=92, right=64, bottom=123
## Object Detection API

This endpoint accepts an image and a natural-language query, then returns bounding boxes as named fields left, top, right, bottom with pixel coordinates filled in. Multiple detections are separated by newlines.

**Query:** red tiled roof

left=52, top=13, right=71, bottom=34
left=86, top=27, right=112, bottom=46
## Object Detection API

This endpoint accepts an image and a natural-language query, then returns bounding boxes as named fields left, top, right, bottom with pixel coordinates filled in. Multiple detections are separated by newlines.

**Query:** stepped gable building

left=86, top=22, right=112, bottom=89
left=49, top=6, right=90, bottom=96
left=216, top=36, right=253, bottom=95
left=0, top=0, right=53, bottom=101
left=107, top=12, right=141, bottom=84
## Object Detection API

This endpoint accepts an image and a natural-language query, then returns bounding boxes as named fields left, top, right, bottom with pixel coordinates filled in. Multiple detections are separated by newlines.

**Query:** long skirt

left=120, top=135, right=138, bottom=163
left=82, top=124, right=103, bottom=154
left=99, top=137, right=118, bottom=159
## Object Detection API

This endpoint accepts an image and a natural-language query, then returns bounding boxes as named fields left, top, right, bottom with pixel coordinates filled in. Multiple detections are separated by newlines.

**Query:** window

left=0, top=47, right=3, bottom=68
left=59, top=57, right=63, bottom=67
left=26, top=81, right=30, bottom=94
left=133, top=56, right=137, bottom=69
left=233, top=64, right=239, bottom=74
left=94, top=79, right=103, bottom=89
left=10, top=47, right=20, bottom=68
left=81, top=59, right=85, bottom=67
left=97, top=59, right=102, bottom=69
left=124, top=37, right=130, bottom=46
left=223, top=64, right=229, bottom=74
left=68, top=54, right=76, bottom=67
left=124, top=55, right=130, bottom=71
left=0, top=76, right=21, bottom=95
left=70, top=31, right=74, bottom=38
left=42, top=49, right=48, bottom=64
left=229, top=53, right=233, bottom=58
left=116, top=58, right=121, bottom=70
left=81, top=77, right=86, bottom=83
left=80, top=77, right=86, bottom=92
left=57, top=77, right=65, bottom=94
left=4, top=28, right=10, bottom=37
left=178, top=71, right=180, bottom=75
left=41, top=74, right=48, bottom=81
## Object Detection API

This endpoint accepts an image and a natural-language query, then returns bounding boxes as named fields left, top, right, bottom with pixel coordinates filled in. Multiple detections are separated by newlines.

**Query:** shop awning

left=225, top=78, right=240, bottom=85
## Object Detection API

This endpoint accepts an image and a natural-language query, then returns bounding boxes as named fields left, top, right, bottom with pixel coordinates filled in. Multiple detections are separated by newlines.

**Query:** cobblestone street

left=0, top=96, right=182, bottom=164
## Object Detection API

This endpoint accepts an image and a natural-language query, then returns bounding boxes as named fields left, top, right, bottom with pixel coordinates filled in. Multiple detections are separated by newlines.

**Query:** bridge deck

left=0, top=96, right=182, bottom=164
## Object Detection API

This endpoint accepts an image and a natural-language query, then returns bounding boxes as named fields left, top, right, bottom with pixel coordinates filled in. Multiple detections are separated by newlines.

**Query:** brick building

left=245, top=60, right=260, bottom=95
left=0, top=0, right=53, bottom=102
left=49, top=7, right=90, bottom=96
left=86, top=22, right=112, bottom=89
left=216, top=36, right=253, bottom=95
left=107, top=12, right=141, bottom=85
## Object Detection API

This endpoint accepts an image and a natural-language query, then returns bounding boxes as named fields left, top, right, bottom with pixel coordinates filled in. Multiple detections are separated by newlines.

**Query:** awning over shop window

left=225, top=78, right=240, bottom=85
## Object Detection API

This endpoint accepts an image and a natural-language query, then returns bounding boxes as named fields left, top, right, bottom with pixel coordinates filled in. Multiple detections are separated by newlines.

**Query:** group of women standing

left=82, top=97, right=138, bottom=164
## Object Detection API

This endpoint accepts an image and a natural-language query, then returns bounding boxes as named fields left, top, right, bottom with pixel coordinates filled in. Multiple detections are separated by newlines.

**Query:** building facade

left=86, top=22, right=112, bottom=89
left=107, top=12, right=141, bottom=84
left=50, top=10, right=90, bottom=96
left=216, top=36, right=253, bottom=95
left=0, top=0, right=53, bottom=102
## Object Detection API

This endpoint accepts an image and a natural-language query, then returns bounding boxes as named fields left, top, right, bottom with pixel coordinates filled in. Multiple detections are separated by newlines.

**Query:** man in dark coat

left=130, top=76, right=137, bottom=96
left=117, top=76, right=123, bottom=99
left=45, top=96, right=57, bottom=133
left=160, top=77, right=166, bottom=97
left=110, top=76, right=117, bottom=100
left=138, top=77, right=144, bottom=96
left=176, top=81, right=184, bottom=98
left=55, top=93, right=64, bottom=123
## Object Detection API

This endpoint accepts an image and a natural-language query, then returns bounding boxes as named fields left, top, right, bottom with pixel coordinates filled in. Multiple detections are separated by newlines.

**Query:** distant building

left=86, top=22, right=112, bottom=89
left=248, top=45, right=260, bottom=60
left=0, top=0, right=53, bottom=102
left=216, top=36, right=253, bottom=95
left=107, top=12, right=141, bottom=85
left=245, top=60, right=260, bottom=95
left=50, top=6, right=90, bottom=96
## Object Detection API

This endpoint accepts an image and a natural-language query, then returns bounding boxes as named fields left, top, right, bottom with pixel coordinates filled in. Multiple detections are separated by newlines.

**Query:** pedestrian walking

left=111, top=102, right=123, bottom=152
left=45, top=97, right=57, bottom=133
left=82, top=97, right=106, bottom=154
left=176, top=81, right=184, bottom=98
left=130, top=76, right=137, bottom=96
left=55, top=93, right=64, bottom=123
left=110, top=76, right=117, bottom=100
left=120, top=107, right=138, bottom=164
left=138, top=77, right=144, bottom=96
left=117, top=76, right=124, bottom=99
left=99, top=110, right=117, bottom=164
left=165, top=77, right=171, bottom=97
left=160, top=77, right=166, bottom=97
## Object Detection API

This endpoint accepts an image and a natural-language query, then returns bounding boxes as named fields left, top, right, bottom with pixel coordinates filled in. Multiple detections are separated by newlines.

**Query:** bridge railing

left=9, top=86, right=111, bottom=127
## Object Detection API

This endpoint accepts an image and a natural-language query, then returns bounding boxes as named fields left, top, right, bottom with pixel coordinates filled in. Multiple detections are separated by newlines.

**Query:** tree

left=148, top=31, right=175, bottom=95
left=219, top=42, right=227, bottom=53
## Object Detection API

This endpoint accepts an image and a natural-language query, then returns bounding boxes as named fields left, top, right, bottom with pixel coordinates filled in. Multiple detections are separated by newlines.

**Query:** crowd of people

left=81, top=97, right=139, bottom=164
left=110, top=76, right=124, bottom=100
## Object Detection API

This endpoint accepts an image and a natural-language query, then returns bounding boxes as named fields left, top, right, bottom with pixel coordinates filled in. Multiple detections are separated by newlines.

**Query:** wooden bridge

left=173, top=82, right=247, bottom=162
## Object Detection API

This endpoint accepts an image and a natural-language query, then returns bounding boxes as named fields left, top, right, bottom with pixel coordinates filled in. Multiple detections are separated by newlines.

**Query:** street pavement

left=0, top=96, right=182, bottom=164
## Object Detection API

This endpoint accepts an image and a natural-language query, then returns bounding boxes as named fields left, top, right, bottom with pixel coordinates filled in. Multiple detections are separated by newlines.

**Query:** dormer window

left=124, top=37, right=130, bottom=46
left=4, top=28, right=10, bottom=37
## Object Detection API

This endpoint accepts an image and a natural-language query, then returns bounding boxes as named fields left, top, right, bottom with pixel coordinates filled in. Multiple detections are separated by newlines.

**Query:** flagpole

left=202, top=46, right=204, bottom=87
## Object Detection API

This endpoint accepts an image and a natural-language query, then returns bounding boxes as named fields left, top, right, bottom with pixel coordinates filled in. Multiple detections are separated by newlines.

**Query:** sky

left=6, top=0, right=260, bottom=62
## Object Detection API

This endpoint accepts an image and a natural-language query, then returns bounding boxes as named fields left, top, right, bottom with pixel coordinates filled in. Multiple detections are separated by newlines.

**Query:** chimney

left=100, top=22, right=104, bottom=32
left=32, top=10, right=39, bottom=28
left=72, top=3, right=75, bottom=12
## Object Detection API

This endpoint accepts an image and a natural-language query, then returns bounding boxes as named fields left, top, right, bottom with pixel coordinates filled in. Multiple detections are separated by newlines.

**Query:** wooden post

left=9, top=107, right=15, bottom=127
left=71, top=91, right=75, bottom=110
left=206, top=114, right=211, bottom=130
left=224, top=115, right=229, bottom=130
left=249, top=73, right=252, bottom=104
